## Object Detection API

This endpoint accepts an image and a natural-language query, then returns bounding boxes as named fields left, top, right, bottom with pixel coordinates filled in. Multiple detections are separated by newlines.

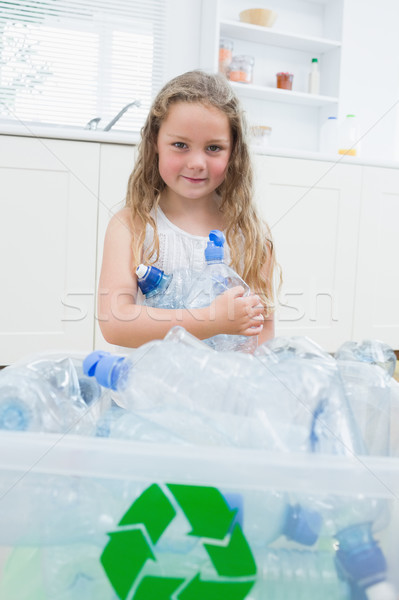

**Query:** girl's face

left=156, top=101, right=232, bottom=203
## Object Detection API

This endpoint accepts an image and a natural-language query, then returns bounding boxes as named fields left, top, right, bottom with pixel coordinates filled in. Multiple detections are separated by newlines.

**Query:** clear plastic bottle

left=82, top=332, right=356, bottom=455
left=253, top=548, right=350, bottom=600
left=338, top=114, right=360, bottom=157
left=255, top=337, right=395, bottom=599
left=84, top=331, right=305, bottom=451
left=335, top=340, right=397, bottom=456
left=308, top=57, right=320, bottom=94
left=319, top=116, right=339, bottom=154
left=0, top=354, right=103, bottom=434
left=336, top=339, right=397, bottom=378
left=0, top=470, right=120, bottom=547
left=184, top=230, right=258, bottom=353
left=254, top=336, right=364, bottom=456
left=136, top=264, right=193, bottom=309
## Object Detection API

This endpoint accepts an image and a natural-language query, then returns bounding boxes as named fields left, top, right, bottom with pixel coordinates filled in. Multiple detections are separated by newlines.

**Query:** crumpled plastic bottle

left=0, top=353, right=105, bottom=434
left=184, top=229, right=258, bottom=353
left=255, top=336, right=396, bottom=600
left=335, top=339, right=397, bottom=456
left=83, top=328, right=270, bottom=448
left=136, top=264, right=194, bottom=309
left=254, top=336, right=363, bottom=456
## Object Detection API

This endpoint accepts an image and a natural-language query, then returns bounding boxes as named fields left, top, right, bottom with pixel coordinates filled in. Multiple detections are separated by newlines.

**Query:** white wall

left=338, top=0, right=399, bottom=161
left=164, top=0, right=203, bottom=81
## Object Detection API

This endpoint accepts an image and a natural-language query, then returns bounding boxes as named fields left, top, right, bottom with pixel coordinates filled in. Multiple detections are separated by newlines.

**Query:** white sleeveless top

left=116, top=207, right=232, bottom=353
left=142, top=205, right=231, bottom=273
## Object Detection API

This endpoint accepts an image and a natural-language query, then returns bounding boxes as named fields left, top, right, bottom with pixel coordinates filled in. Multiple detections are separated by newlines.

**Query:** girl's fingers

left=227, top=285, right=246, bottom=298
left=252, top=313, right=264, bottom=322
left=243, top=322, right=264, bottom=336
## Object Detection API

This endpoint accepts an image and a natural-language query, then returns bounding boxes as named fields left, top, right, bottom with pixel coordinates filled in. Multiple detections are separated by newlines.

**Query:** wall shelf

left=200, top=0, right=345, bottom=151
left=230, top=81, right=339, bottom=107
left=220, top=20, right=341, bottom=54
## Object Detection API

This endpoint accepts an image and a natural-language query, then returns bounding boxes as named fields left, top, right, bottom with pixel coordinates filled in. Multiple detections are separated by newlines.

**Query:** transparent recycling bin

left=0, top=431, right=398, bottom=600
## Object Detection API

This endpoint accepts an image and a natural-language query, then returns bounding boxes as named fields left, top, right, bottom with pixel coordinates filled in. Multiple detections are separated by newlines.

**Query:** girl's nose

left=186, top=151, right=206, bottom=170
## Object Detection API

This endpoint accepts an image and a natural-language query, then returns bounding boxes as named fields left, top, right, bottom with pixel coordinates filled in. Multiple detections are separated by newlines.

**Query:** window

left=0, top=0, right=167, bottom=132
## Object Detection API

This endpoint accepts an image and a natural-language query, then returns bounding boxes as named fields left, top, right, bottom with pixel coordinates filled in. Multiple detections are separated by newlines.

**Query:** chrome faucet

left=85, top=117, right=101, bottom=130
left=103, top=100, right=141, bottom=131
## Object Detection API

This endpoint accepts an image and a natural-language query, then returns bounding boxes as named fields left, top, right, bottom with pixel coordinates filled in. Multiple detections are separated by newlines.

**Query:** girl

left=98, top=70, right=278, bottom=348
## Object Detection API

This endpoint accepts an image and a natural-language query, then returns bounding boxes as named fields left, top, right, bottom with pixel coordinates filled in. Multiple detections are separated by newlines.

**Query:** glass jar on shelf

left=276, top=72, right=294, bottom=90
left=219, top=38, right=234, bottom=76
left=228, top=55, right=254, bottom=84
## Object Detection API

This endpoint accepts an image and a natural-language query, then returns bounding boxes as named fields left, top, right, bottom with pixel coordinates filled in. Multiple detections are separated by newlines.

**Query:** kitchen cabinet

left=200, top=0, right=344, bottom=151
left=253, top=154, right=362, bottom=352
left=94, top=143, right=137, bottom=351
left=253, top=154, right=399, bottom=352
left=353, top=167, right=399, bottom=347
left=1, top=135, right=397, bottom=363
left=0, top=135, right=99, bottom=365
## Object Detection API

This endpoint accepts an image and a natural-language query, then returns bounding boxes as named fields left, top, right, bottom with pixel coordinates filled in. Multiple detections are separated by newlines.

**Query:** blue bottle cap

left=204, top=229, right=225, bottom=262
left=335, top=528, right=387, bottom=587
left=83, top=350, right=109, bottom=377
left=283, top=503, right=322, bottom=546
left=83, top=351, right=126, bottom=391
left=222, top=492, right=244, bottom=531
left=136, top=264, right=165, bottom=295
left=0, top=399, right=31, bottom=431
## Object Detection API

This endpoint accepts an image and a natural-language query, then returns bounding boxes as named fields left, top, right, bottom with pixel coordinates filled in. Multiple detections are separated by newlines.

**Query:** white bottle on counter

left=338, top=114, right=360, bottom=157
left=319, top=116, right=339, bottom=154
left=308, top=58, right=320, bottom=94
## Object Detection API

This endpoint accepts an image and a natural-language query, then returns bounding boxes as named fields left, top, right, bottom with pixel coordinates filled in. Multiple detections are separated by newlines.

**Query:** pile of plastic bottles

left=136, top=229, right=258, bottom=353
left=1, top=329, right=397, bottom=454
left=0, top=228, right=398, bottom=600
left=0, top=328, right=398, bottom=599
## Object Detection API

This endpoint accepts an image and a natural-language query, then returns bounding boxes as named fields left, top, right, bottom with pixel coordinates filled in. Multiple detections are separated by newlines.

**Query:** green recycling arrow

left=119, top=483, right=176, bottom=544
left=101, top=528, right=154, bottom=600
left=100, top=484, right=257, bottom=600
left=167, top=484, right=237, bottom=540
left=204, top=523, right=256, bottom=577
left=177, top=574, right=255, bottom=600
left=133, top=575, right=185, bottom=600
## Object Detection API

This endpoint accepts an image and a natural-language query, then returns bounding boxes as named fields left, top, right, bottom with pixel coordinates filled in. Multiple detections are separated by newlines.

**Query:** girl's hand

left=209, top=286, right=264, bottom=336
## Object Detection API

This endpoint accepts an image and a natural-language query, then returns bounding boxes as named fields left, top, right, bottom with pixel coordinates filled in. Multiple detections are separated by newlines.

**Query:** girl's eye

left=208, top=145, right=221, bottom=152
left=173, top=142, right=187, bottom=149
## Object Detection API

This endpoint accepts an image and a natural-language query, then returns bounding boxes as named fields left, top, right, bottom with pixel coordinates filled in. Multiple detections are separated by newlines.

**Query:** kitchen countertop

left=253, top=146, right=399, bottom=169
left=1, top=122, right=399, bottom=170
left=0, top=121, right=141, bottom=145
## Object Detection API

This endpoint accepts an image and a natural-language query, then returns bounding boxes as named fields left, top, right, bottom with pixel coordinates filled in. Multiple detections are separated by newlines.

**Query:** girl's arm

left=255, top=241, right=277, bottom=346
left=257, top=313, right=275, bottom=346
left=97, top=209, right=264, bottom=348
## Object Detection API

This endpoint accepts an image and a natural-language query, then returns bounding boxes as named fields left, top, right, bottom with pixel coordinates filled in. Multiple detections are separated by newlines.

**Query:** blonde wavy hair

left=126, top=70, right=279, bottom=313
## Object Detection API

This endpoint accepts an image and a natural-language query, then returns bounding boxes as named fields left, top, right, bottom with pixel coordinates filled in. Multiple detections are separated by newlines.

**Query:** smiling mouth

left=182, top=175, right=207, bottom=183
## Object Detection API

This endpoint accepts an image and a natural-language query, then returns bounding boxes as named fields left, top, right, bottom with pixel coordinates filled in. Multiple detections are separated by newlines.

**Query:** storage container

left=276, top=72, right=294, bottom=90
left=228, top=55, right=254, bottom=84
left=0, top=431, right=398, bottom=599
left=218, top=38, right=233, bottom=76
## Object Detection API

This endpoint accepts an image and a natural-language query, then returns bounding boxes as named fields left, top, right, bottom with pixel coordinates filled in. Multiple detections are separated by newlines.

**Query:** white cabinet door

left=253, top=155, right=362, bottom=352
left=353, top=166, right=399, bottom=348
left=95, top=143, right=136, bottom=350
left=0, top=135, right=99, bottom=364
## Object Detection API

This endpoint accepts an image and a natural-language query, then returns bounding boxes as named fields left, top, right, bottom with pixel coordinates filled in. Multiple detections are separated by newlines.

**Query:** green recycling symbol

left=101, top=483, right=257, bottom=600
